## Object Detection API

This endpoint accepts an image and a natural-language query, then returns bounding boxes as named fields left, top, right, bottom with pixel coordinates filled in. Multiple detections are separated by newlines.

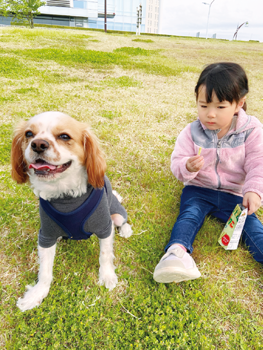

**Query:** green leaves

left=1, top=0, right=45, bottom=28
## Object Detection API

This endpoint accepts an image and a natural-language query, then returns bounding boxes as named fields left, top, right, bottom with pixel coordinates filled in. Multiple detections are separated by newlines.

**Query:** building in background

left=38, top=0, right=98, bottom=27
left=90, top=0, right=146, bottom=32
left=92, top=0, right=161, bottom=33
left=0, top=0, right=161, bottom=32
left=0, top=0, right=98, bottom=27
left=145, top=0, right=160, bottom=34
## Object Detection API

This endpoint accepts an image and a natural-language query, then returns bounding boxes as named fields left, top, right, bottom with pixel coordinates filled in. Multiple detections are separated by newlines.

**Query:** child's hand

left=186, top=156, right=204, bottom=172
left=243, top=192, right=261, bottom=215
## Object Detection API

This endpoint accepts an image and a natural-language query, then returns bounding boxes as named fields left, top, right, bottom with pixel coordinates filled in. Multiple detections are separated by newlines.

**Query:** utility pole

left=104, top=0, right=107, bottom=33
left=136, top=4, right=142, bottom=35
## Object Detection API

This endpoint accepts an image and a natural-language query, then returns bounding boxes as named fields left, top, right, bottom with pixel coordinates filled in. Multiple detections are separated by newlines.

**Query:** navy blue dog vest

left=40, top=185, right=105, bottom=240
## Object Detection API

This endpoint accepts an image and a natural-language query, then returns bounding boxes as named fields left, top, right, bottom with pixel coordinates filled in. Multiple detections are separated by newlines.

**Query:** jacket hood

left=235, top=108, right=263, bottom=133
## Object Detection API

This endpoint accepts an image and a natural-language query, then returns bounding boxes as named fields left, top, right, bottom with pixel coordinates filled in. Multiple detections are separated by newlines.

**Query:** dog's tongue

left=29, top=161, right=57, bottom=171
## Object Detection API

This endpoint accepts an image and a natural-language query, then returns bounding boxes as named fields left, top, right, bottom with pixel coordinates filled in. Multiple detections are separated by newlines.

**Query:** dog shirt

left=38, top=176, right=127, bottom=248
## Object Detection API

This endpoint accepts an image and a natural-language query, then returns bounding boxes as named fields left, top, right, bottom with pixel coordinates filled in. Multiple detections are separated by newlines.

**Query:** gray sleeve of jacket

left=82, top=190, right=112, bottom=239
left=38, top=204, right=65, bottom=248
left=83, top=177, right=128, bottom=238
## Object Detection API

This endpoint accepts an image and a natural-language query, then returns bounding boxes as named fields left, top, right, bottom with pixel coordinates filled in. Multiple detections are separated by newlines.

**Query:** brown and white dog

left=11, top=111, right=132, bottom=312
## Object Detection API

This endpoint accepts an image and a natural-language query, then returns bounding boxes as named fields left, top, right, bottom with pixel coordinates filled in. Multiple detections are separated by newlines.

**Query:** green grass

left=1, top=43, right=197, bottom=77
left=100, top=109, right=121, bottom=119
left=0, top=124, right=13, bottom=164
left=0, top=27, right=263, bottom=349
left=0, top=56, right=36, bottom=79
left=132, top=38, right=154, bottom=43
left=114, top=46, right=157, bottom=56
left=101, top=76, right=142, bottom=88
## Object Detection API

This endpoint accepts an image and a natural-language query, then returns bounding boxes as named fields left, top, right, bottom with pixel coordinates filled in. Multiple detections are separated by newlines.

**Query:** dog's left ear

left=11, top=121, right=29, bottom=184
left=83, top=128, right=106, bottom=188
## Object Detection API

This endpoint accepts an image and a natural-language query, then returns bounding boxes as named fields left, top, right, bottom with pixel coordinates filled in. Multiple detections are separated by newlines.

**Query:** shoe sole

left=153, top=266, right=201, bottom=283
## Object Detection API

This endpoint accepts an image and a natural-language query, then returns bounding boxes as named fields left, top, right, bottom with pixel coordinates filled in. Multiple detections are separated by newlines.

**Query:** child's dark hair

left=195, top=62, right=249, bottom=111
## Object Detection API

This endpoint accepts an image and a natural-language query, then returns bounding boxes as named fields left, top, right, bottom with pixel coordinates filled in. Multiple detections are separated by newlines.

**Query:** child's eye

left=201, top=105, right=207, bottom=108
left=218, top=106, right=226, bottom=109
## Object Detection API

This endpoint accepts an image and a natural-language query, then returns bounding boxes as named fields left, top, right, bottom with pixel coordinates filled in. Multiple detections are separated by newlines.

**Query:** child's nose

left=207, top=108, right=216, bottom=118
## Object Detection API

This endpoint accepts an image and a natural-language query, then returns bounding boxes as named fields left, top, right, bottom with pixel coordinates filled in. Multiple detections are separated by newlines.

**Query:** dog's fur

left=11, top=111, right=132, bottom=312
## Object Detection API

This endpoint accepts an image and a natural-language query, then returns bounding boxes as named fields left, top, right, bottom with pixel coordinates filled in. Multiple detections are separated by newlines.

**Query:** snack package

left=218, top=204, right=248, bottom=250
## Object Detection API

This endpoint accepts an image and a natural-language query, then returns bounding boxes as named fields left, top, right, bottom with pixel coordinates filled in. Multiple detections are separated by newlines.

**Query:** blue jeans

left=165, top=186, right=263, bottom=264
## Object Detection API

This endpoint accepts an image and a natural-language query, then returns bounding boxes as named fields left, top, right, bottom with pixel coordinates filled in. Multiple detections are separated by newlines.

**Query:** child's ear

left=240, top=96, right=246, bottom=107
left=236, top=96, right=247, bottom=112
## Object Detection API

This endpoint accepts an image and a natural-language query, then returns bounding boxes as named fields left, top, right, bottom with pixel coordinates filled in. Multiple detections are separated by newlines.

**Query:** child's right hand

left=186, top=156, right=204, bottom=172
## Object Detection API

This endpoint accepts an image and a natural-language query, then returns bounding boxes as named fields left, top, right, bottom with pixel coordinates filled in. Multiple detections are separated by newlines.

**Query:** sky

left=159, top=0, right=263, bottom=42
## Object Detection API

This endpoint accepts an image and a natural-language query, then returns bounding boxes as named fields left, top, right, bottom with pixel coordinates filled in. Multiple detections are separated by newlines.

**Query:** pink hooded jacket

left=171, top=109, right=263, bottom=199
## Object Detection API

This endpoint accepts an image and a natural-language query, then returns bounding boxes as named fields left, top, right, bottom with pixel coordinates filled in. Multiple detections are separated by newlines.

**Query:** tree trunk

left=30, top=15, right=34, bottom=28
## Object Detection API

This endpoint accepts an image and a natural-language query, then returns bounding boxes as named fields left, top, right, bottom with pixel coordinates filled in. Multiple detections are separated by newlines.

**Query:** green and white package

left=218, top=204, right=248, bottom=250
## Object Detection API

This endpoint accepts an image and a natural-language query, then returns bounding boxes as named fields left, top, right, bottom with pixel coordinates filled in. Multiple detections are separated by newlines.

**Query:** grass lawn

left=0, top=27, right=263, bottom=349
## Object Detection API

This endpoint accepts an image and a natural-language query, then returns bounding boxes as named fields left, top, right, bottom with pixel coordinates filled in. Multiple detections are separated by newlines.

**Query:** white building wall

left=145, top=0, right=160, bottom=34
left=87, top=0, right=98, bottom=17
left=39, top=0, right=98, bottom=19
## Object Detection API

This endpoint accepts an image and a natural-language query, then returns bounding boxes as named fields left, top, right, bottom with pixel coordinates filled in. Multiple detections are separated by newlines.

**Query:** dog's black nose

left=31, top=139, right=49, bottom=153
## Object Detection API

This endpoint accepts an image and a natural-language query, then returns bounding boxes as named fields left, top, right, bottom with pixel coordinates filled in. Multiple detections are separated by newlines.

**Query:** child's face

left=197, top=85, right=244, bottom=138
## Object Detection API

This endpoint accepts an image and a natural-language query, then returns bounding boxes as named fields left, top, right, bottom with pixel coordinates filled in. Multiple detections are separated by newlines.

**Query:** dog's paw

left=112, top=190, right=123, bottom=203
left=17, top=283, right=50, bottom=312
left=98, top=270, right=118, bottom=291
left=118, top=223, right=133, bottom=238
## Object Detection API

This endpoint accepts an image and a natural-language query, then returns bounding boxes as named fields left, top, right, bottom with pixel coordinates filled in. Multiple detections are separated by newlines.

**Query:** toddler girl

left=154, top=62, right=263, bottom=283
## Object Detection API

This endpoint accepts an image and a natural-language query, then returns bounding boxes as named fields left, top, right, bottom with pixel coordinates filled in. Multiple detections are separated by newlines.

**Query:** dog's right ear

left=82, top=128, right=106, bottom=189
left=11, top=121, right=29, bottom=184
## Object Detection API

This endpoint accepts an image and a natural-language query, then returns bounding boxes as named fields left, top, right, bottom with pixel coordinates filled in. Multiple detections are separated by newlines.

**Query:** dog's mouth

left=29, top=159, right=72, bottom=176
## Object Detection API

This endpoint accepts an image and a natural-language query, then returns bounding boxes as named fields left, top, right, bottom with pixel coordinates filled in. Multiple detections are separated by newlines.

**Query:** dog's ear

left=11, top=121, right=29, bottom=184
left=83, top=128, right=106, bottom=188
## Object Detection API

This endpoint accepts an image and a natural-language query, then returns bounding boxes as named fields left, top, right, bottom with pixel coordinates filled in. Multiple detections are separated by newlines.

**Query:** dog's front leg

left=17, top=244, right=56, bottom=312
left=98, top=222, right=118, bottom=290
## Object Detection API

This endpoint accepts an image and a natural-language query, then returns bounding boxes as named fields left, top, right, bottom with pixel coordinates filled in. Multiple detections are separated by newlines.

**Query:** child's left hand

left=243, top=192, right=262, bottom=215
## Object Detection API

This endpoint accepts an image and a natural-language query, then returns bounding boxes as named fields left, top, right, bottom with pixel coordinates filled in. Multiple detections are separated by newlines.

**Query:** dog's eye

left=59, top=134, right=71, bottom=141
left=25, top=131, right=34, bottom=138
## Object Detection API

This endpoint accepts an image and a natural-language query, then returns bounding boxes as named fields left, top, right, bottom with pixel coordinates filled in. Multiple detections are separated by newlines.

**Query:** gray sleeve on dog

left=83, top=177, right=127, bottom=238
left=110, top=192, right=127, bottom=222
left=38, top=204, right=65, bottom=248
left=83, top=191, right=112, bottom=239
left=105, top=176, right=127, bottom=221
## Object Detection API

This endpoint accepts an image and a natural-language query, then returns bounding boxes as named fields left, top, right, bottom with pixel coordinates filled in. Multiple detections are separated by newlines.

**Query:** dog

left=11, top=111, right=132, bottom=312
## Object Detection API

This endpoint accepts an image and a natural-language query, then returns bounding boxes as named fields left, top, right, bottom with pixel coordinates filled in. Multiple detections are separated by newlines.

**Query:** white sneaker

left=153, top=245, right=201, bottom=283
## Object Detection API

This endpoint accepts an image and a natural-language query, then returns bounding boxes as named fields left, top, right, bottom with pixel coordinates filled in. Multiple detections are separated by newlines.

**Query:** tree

left=0, top=0, right=9, bottom=16
left=0, top=0, right=45, bottom=28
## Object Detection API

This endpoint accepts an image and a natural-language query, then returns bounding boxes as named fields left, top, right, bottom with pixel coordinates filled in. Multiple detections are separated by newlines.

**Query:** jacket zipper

left=215, top=139, right=221, bottom=188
